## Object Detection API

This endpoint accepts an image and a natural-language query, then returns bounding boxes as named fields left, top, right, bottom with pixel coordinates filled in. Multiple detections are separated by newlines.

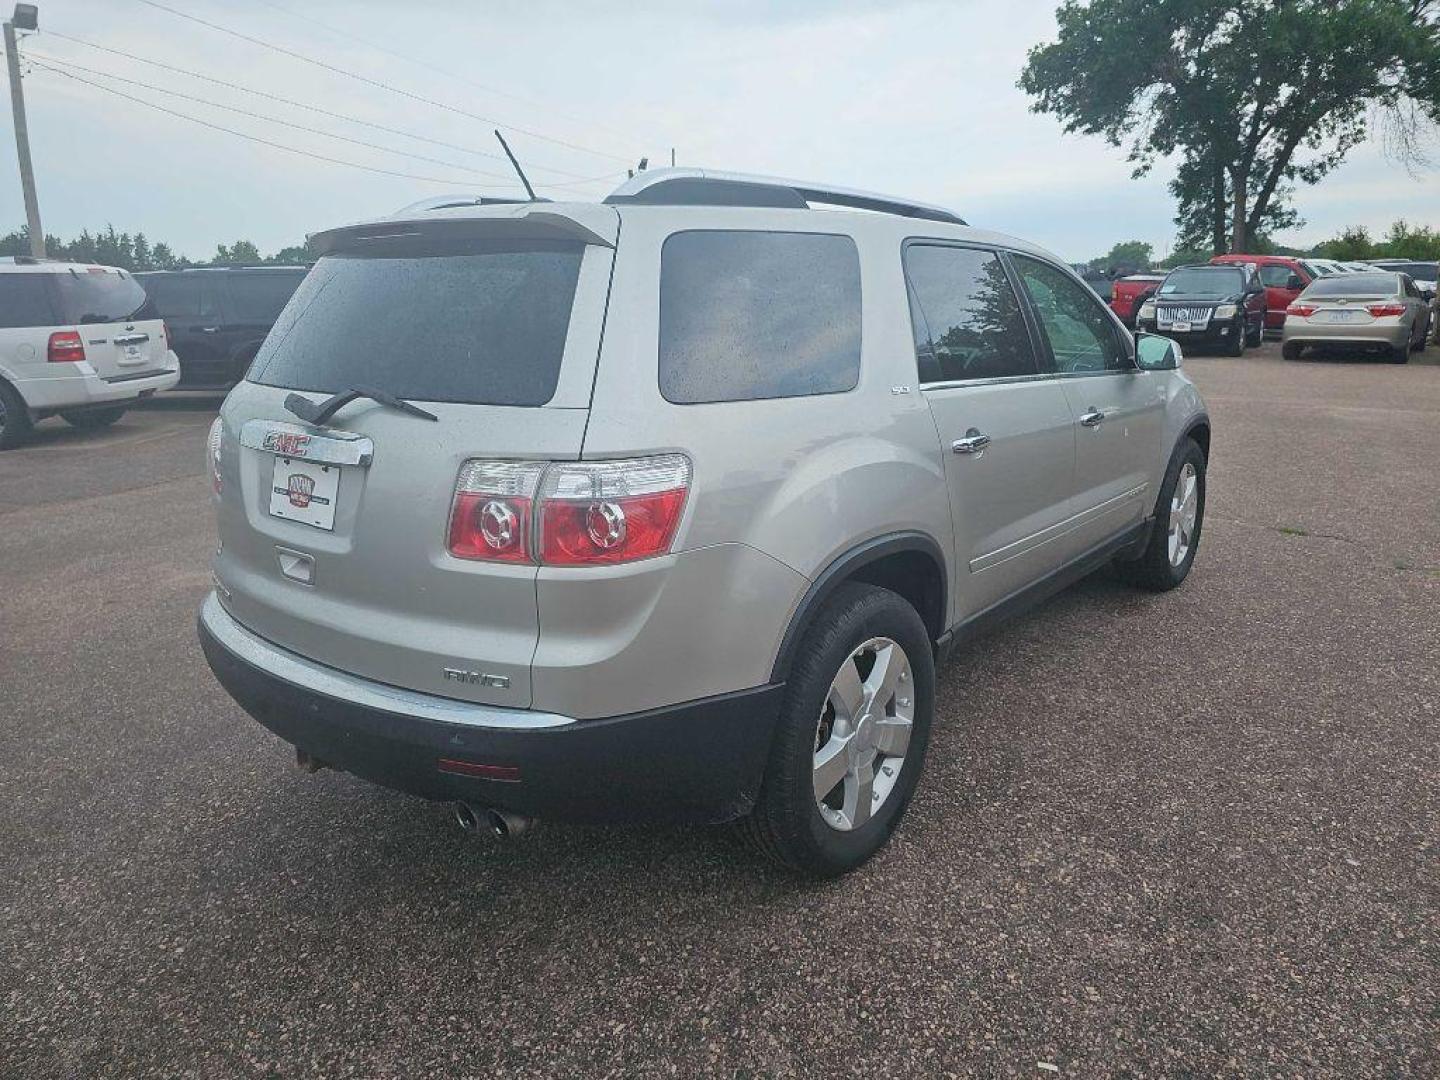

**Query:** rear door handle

left=199, top=326, right=220, bottom=334
left=952, top=429, right=991, bottom=454
left=1079, top=409, right=1106, bottom=427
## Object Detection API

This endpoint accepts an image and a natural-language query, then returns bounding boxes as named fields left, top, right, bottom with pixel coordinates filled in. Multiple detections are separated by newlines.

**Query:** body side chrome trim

left=199, top=592, right=575, bottom=730
left=970, top=484, right=1147, bottom=574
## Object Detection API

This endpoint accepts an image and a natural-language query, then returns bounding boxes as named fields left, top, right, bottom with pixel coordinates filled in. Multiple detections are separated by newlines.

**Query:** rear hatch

left=212, top=205, right=619, bottom=708
left=49, top=267, right=168, bottom=379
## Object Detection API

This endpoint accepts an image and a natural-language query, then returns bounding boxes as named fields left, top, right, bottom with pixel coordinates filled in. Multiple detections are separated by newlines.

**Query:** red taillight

left=1287, top=303, right=1317, bottom=318
left=161, top=322, right=170, bottom=350
left=537, top=456, right=691, bottom=566
left=447, top=461, right=545, bottom=563
left=1366, top=303, right=1405, bottom=318
left=206, top=417, right=224, bottom=494
left=446, top=455, right=691, bottom=566
left=47, top=330, right=85, bottom=363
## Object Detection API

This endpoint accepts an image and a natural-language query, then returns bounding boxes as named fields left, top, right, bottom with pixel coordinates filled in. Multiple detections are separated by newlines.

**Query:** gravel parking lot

left=2, top=343, right=1437, bottom=1078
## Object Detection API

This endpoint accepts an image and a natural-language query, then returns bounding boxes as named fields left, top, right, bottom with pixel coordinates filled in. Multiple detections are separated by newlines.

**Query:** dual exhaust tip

left=453, top=801, right=533, bottom=840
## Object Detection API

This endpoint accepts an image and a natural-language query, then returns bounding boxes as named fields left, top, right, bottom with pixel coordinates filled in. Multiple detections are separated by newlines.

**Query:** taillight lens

left=446, top=455, right=692, bottom=566
left=161, top=322, right=170, bottom=350
left=1366, top=303, right=1405, bottom=318
left=1286, top=303, right=1317, bottom=317
left=47, top=330, right=85, bottom=363
left=448, top=461, right=546, bottom=563
left=206, top=417, right=223, bottom=493
left=538, top=455, right=691, bottom=566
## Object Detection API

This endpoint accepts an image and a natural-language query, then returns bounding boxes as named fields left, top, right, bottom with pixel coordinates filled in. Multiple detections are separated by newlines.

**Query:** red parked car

left=1110, top=273, right=1166, bottom=327
left=1209, top=254, right=1317, bottom=333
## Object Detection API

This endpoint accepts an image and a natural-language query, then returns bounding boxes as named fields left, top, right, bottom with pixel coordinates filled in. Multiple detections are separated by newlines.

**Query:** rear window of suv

left=50, top=271, right=156, bottom=324
left=249, top=240, right=584, bottom=407
left=659, top=230, right=861, bottom=404
left=0, top=273, right=58, bottom=328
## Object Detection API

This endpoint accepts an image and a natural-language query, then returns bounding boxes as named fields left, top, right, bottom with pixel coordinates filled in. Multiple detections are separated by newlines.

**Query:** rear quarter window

left=0, top=274, right=58, bottom=328
left=658, top=230, right=862, bottom=404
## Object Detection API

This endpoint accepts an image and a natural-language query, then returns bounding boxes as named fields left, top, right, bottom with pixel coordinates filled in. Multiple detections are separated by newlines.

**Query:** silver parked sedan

left=1281, top=272, right=1432, bottom=363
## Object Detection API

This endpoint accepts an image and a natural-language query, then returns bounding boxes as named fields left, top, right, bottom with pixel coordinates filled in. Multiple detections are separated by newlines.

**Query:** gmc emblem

left=262, top=431, right=311, bottom=457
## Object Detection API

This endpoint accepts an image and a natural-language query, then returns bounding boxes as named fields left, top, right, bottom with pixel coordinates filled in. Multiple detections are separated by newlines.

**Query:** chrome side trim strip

left=970, top=484, right=1147, bottom=573
left=200, top=593, right=576, bottom=730
left=239, top=419, right=375, bottom=467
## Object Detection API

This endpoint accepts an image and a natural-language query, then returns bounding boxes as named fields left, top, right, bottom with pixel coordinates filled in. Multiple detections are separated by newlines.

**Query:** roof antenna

left=494, top=130, right=538, bottom=201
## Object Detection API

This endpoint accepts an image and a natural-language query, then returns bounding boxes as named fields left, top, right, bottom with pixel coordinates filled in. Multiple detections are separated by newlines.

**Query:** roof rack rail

left=604, top=168, right=965, bottom=226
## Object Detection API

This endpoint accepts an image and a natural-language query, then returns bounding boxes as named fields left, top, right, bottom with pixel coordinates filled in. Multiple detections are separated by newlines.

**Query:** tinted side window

left=226, top=272, right=305, bottom=322
left=0, top=274, right=57, bottom=328
left=147, top=275, right=211, bottom=319
left=903, top=245, right=1036, bottom=382
left=1012, top=256, right=1128, bottom=373
left=659, top=231, right=861, bottom=404
left=1259, top=265, right=1297, bottom=287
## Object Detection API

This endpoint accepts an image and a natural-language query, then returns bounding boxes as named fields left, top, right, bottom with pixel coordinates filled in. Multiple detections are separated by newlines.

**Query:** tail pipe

left=453, top=801, right=534, bottom=840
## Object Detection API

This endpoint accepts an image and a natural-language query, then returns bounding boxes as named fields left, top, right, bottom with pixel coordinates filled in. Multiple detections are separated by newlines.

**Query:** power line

left=249, top=0, right=655, bottom=152
left=31, top=61, right=512, bottom=188
left=131, top=0, right=635, bottom=165
left=40, top=30, right=624, bottom=186
left=24, top=52, right=521, bottom=184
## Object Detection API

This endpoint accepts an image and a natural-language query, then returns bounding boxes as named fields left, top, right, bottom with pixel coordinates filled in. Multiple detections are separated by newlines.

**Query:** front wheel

left=60, top=406, right=127, bottom=429
left=1115, top=439, right=1206, bottom=592
left=1246, top=317, right=1263, bottom=347
left=743, top=582, right=935, bottom=877
left=1227, top=318, right=1246, bottom=356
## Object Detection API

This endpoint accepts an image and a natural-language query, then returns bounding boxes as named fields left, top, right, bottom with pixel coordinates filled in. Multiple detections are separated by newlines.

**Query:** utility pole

left=4, top=4, right=43, bottom=258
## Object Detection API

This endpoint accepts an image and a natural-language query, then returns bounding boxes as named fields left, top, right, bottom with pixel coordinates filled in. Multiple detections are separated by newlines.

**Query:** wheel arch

left=1181, top=414, right=1211, bottom=461
left=769, top=531, right=948, bottom=684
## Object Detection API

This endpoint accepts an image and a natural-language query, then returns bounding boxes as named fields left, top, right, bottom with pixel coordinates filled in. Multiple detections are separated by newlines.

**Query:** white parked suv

left=0, top=257, right=180, bottom=449
left=199, top=171, right=1210, bottom=876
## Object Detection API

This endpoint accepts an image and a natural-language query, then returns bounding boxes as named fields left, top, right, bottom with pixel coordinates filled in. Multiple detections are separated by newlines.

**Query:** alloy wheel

left=812, top=636, right=914, bottom=832
left=1168, top=462, right=1199, bottom=567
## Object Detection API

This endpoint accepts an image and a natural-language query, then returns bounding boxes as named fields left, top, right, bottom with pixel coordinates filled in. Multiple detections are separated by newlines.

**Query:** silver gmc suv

left=199, top=170, right=1210, bottom=876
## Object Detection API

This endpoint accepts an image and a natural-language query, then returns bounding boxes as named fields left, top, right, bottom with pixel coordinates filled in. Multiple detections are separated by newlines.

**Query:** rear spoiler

left=308, top=206, right=617, bottom=255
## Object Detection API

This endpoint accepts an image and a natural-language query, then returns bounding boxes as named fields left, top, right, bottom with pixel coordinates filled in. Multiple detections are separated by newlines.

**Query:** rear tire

left=0, top=380, right=33, bottom=450
left=60, top=406, right=127, bottom=429
left=743, top=582, right=935, bottom=877
left=1389, top=344, right=1409, bottom=365
left=1114, top=438, right=1205, bottom=592
left=1246, top=318, right=1263, bottom=346
left=1282, top=341, right=1304, bottom=361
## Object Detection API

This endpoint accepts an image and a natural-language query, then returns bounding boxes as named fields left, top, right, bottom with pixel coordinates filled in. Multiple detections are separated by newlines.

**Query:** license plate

left=1316, top=309, right=1364, bottom=324
left=269, top=457, right=339, bottom=530
left=1170, top=320, right=1191, bottom=333
left=120, top=344, right=143, bottom=364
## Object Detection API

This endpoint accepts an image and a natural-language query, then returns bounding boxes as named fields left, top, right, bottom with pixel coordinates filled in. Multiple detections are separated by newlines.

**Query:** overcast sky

left=4, top=0, right=1435, bottom=263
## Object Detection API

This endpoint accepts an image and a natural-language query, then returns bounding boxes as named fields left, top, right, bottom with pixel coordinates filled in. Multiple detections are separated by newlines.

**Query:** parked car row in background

left=1113, top=255, right=1437, bottom=355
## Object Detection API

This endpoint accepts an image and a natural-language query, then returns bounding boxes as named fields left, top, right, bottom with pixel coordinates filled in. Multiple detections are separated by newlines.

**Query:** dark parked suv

left=137, top=266, right=307, bottom=389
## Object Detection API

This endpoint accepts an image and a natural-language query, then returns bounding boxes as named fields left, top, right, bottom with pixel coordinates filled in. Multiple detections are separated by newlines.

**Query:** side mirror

left=1134, top=332, right=1179, bottom=371
left=1286, top=274, right=1304, bottom=290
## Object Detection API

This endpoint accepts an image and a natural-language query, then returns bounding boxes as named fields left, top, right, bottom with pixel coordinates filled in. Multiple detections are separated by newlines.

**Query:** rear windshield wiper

left=284, top=385, right=439, bottom=426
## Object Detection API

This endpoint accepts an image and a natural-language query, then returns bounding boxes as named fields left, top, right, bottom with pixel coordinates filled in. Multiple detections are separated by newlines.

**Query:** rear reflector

left=47, top=330, right=85, bottom=363
left=438, top=758, right=521, bottom=782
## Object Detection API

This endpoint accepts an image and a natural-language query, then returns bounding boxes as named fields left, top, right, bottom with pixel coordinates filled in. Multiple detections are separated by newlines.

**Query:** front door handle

left=199, top=326, right=220, bottom=334
left=952, top=429, right=991, bottom=455
left=1079, top=408, right=1106, bottom=427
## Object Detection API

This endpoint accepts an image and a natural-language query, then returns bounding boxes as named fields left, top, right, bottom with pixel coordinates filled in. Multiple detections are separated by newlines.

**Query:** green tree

left=267, top=242, right=314, bottom=265
left=212, top=239, right=262, bottom=265
left=1021, top=0, right=1440, bottom=254
left=1316, top=226, right=1376, bottom=261
left=1097, top=239, right=1154, bottom=271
